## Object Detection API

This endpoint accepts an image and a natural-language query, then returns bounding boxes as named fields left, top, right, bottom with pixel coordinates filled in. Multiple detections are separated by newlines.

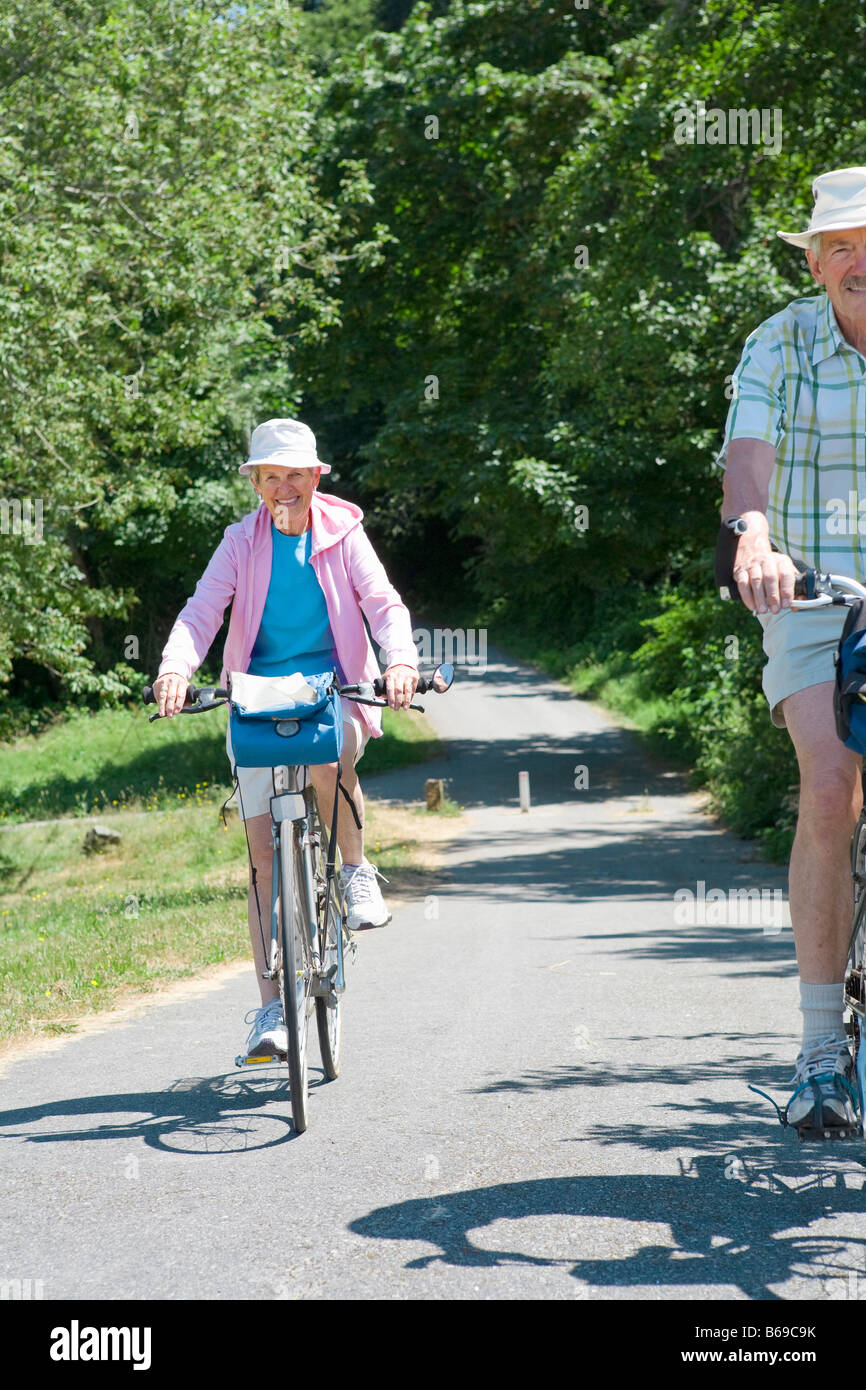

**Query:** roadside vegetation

left=4, top=1, right=856, bottom=940
left=0, top=705, right=456, bottom=1049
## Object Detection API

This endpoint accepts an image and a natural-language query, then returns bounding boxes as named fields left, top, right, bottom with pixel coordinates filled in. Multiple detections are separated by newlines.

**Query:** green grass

left=0, top=791, right=458, bottom=1048
left=0, top=701, right=443, bottom=823
left=0, top=799, right=250, bottom=1045
left=0, top=697, right=455, bottom=1044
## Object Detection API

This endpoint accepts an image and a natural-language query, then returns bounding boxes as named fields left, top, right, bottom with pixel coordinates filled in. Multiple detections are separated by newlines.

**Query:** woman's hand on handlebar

left=152, top=672, right=189, bottom=718
left=382, top=663, right=419, bottom=711
left=733, top=526, right=799, bottom=614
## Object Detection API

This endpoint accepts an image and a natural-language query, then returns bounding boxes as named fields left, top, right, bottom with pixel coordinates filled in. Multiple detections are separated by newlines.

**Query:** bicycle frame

left=265, top=765, right=345, bottom=1001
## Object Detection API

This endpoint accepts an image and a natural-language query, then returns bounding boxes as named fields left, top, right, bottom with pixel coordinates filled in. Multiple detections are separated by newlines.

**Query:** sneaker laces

left=244, top=1000, right=283, bottom=1029
left=789, top=1034, right=849, bottom=1086
left=342, top=861, right=389, bottom=901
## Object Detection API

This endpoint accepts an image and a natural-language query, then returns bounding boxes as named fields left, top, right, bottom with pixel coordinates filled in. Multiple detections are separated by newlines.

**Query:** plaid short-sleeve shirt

left=718, top=291, right=866, bottom=580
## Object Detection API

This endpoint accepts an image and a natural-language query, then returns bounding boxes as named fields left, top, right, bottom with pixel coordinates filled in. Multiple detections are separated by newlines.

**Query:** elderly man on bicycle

left=718, top=168, right=866, bottom=1137
left=151, top=419, right=419, bottom=1059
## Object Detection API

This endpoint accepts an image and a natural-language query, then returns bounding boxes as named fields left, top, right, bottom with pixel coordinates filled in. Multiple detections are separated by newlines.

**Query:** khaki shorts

left=756, top=605, right=846, bottom=728
left=225, top=697, right=369, bottom=821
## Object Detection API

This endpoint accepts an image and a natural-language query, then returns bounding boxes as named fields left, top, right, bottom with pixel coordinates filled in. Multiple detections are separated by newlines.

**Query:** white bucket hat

left=238, top=418, right=331, bottom=475
left=778, top=167, right=866, bottom=250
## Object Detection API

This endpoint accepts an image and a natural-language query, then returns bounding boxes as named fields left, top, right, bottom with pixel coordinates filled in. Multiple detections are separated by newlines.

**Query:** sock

left=341, top=862, right=361, bottom=874
left=799, top=980, right=846, bottom=1051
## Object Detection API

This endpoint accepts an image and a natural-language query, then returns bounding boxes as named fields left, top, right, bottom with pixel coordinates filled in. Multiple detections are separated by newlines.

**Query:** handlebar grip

left=142, top=682, right=198, bottom=707
left=714, top=523, right=740, bottom=600
left=372, top=674, right=431, bottom=697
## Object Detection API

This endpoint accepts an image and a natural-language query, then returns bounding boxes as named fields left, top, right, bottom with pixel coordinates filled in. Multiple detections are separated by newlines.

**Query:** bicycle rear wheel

left=314, top=803, right=344, bottom=1079
left=279, top=824, right=312, bottom=1133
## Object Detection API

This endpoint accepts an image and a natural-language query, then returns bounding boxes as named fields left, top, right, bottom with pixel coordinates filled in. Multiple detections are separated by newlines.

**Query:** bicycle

left=718, top=560, right=866, bottom=1140
left=143, top=662, right=455, bottom=1133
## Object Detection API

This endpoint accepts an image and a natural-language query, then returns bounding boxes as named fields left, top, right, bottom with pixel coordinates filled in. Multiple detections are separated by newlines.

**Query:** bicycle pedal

left=234, top=1053, right=283, bottom=1068
left=796, top=1125, right=860, bottom=1142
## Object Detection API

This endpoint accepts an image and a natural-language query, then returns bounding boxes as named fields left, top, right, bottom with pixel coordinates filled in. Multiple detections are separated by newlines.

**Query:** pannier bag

left=229, top=669, right=344, bottom=768
left=834, top=598, right=866, bottom=754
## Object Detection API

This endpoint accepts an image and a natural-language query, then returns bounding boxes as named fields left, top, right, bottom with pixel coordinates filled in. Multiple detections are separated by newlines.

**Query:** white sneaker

left=340, top=858, right=391, bottom=931
left=787, top=1034, right=859, bottom=1134
left=244, top=1000, right=287, bottom=1056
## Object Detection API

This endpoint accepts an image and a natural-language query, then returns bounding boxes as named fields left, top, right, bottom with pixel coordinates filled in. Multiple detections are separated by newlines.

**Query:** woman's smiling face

left=253, top=464, right=321, bottom=534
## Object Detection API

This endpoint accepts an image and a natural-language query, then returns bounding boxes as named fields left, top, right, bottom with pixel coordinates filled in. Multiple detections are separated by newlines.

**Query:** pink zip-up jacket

left=157, top=492, right=418, bottom=739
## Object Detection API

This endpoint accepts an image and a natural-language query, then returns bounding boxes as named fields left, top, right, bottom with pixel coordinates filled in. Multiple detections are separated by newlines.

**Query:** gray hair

left=807, top=232, right=822, bottom=257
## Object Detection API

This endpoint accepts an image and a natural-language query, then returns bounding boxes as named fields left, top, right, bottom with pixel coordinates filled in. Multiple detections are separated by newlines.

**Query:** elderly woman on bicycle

left=152, top=418, right=419, bottom=1057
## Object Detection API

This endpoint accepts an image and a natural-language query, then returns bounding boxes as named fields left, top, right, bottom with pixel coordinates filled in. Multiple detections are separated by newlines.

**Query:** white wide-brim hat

left=238, top=418, right=331, bottom=475
left=778, top=167, right=866, bottom=249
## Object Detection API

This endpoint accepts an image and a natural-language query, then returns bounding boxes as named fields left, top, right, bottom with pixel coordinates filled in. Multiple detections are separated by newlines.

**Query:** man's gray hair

left=808, top=232, right=822, bottom=256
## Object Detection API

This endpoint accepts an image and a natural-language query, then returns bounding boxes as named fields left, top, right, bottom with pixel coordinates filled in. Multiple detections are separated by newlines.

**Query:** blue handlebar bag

left=229, top=670, right=344, bottom=768
left=835, top=600, right=866, bottom=754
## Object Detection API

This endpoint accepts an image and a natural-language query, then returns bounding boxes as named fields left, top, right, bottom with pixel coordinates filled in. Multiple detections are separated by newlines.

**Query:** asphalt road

left=2, top=644, right=865, bottom=1304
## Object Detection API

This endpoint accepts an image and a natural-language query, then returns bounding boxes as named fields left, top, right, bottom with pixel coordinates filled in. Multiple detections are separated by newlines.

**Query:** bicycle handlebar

left=142, top=662, right=455, bottom=720
left=715, top=554, right=866, bottom=610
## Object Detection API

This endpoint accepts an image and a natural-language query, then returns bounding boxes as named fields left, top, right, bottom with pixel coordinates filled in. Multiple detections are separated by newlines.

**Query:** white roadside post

left=518, top=770, right=530, bottom=813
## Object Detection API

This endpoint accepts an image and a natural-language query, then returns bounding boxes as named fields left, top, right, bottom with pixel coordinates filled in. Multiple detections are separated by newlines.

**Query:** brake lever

left=349, top=695, right=425, bottom=712
left=148, top=697, right=228, bottom=722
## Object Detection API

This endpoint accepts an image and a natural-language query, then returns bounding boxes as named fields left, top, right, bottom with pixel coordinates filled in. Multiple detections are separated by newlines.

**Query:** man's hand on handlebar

left=152, top=672, right=189, bottom=718
left=732, top=521, right=799, bottom=614
left=382, top=663, right=419, bottom=712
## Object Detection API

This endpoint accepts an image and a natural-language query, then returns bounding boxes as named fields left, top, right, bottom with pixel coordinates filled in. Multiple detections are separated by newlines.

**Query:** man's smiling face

left=253, top=464, right=321, bottom=534
left=806, top=228, right=866, bottom=337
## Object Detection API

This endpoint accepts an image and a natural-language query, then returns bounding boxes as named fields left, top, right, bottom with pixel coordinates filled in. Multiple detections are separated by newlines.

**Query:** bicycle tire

left=846, top=811, right=866, bottom=1132
left=849, top=813, right=866, bottom=965
left=279, top=823, right=312, bottom=1133
left=314, top=803, right=344, bottom=1079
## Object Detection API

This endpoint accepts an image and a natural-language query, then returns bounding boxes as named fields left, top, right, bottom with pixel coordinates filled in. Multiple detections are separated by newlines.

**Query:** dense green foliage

left=3, top=0, right=863, bottom=848
left=0, top=0, right=386, bottom=703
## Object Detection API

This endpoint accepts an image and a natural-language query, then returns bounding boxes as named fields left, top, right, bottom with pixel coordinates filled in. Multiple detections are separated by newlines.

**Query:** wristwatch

left=722, top=516, right=749, bottom=535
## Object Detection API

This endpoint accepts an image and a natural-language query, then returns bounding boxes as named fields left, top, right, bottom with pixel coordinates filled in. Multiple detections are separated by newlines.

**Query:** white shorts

left=756, top=605, right=847, bottom=728
left=226, top=697, right=369, bottom=822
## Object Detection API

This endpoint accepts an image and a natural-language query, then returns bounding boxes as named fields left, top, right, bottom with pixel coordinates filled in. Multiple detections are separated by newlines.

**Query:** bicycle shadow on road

left=348, top=1156, right=866, bottom=1299
left=0, top=1069, right=319, bottom=1152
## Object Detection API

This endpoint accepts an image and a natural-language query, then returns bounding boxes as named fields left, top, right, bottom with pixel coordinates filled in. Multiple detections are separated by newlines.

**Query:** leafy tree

left=297, top=0, right=866, bottom=645
left=297, top=0, right=381, bottom=67
left=0, top=0, right=386, bottom=695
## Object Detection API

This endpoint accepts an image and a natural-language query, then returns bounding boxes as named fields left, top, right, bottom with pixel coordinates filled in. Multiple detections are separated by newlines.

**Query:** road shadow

left=418, top=820, right=793, bottom=976
left=349, top=1155, right=866, bottom=1298
left=470, top=1033, right=835, bottom=1160
left=0, top=1068, right=326, bottom=1152
left=366, top=726, right=688, bottom=810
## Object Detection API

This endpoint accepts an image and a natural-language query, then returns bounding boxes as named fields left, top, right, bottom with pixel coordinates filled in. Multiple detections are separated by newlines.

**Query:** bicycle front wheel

left=849, top=813, right=866, bottom=970
left=314, top=806, right=344, bottom=1080
left=846, top=811, right=866, bottom=1132
left=279, top=824, right=312, bottom=1133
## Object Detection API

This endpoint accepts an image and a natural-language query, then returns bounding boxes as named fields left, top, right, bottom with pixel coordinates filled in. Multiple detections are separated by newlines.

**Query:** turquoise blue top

left=247, top=523, right=336, bottom=679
